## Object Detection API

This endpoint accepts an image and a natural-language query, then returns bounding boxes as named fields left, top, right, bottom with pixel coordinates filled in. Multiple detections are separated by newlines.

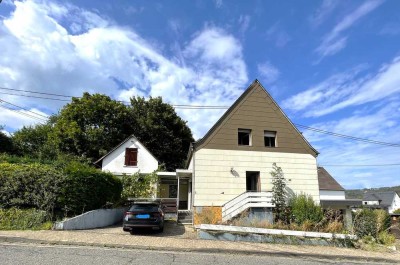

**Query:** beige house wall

left=193, top=148, right=320, bottom=207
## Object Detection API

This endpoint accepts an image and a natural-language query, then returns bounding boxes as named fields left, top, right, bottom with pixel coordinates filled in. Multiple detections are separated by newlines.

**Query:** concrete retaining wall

left=196, top=224, right=357, bottom=248
left=54, top=208, right=126, bottom=230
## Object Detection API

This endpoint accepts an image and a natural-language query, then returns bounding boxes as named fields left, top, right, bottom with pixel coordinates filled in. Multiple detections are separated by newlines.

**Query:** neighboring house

left=186, top=80, right=321, bottom=223
left=95, top=135, right=192, bottom=214
left=318, top=167, right=346, bottom=200
left=362, top=191, right=400, bottom=214
left=95, top=135, right=158, bottom=175
left=317, top=167, right=361, bottom=228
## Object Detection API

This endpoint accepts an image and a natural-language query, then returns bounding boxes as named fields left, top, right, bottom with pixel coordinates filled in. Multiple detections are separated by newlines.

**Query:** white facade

left=193, top=148, right=320, bottom=207
left=101, top=137, right=158, bottom=175
left=319, top=190, right=346, bottom=201
left=389, top=193, right=400, bottom=213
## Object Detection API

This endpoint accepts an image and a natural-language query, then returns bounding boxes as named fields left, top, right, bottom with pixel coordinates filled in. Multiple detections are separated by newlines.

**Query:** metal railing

left=221, top=191, right=274, bottom=222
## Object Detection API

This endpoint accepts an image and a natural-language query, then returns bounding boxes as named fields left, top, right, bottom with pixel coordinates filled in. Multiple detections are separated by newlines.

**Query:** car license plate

left=136, top=214, right=150, bottom=219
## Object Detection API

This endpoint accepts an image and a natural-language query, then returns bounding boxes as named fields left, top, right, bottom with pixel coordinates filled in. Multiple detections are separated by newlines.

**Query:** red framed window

left=125, top=148, right=138, bottom=166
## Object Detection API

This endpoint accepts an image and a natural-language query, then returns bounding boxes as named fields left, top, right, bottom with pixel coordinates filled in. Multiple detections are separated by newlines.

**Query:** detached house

left=362, top=191, right=400, bottom=214
left=98, top=80, right=351, bottom=224
left=186, top=80, right=321, bottom=223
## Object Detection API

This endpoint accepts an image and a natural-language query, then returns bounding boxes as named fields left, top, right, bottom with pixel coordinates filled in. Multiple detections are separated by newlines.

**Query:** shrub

left=353, top=209, right=377, bottom=238
left=324, top=220, right=344, bottom=233
left=377, top=231, right=396, bottom=246
left=194, top=207, right=221, bottom=225
left=0, top=208, right=51, bottom=230
left=121, top=171, right=158, bottom=200
left=288, top=193, right=323, bottom=225
left=59, top=162, right=122, bottom=215
left=375, top=209, right=391, bottom=233
left=0, top=162, right=65, bottom=215
left=393, top=208, right=400, bottom=214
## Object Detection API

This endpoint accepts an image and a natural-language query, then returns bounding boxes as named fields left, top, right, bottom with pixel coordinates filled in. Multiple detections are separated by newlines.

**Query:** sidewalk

left=0, top=223, right=399, bottom=263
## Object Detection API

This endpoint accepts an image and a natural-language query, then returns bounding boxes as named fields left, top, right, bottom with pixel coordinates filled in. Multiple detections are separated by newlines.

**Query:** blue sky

left=1, top=0, right=400, bottom=189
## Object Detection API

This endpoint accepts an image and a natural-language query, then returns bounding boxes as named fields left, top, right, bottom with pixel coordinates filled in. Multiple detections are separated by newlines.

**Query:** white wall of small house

left=101, top=137, right=158, bottom=175
left=319, top=190, right=346, bottom=201
left=193, top=148, right=320, bottom=207
left=362, top=200, right=380, bottom=206
left=389, top=193, right=400, bottom=213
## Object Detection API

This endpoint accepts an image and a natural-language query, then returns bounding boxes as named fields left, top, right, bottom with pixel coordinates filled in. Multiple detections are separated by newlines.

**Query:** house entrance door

left=246, top=171, right=260, bottom=192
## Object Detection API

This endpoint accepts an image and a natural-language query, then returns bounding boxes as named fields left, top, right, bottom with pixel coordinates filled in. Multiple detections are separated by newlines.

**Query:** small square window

left=238, top=129, right=251, bottom=146
left=264, top=131, right=276, bottom=147
left=125, top=148, right=138, bottom=166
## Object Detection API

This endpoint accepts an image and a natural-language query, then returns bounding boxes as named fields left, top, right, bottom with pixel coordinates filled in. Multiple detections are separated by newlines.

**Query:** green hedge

left=0, top=208, right=52, bottom=230
left=353, top=209, right=391, bottom=239
left=0, top=161, right=122, bottom=217
left=0, top=163, right=64, bottom=212
left=59, top=162, right=122, bottom=215
left=288, top=193, right=323, bottom=225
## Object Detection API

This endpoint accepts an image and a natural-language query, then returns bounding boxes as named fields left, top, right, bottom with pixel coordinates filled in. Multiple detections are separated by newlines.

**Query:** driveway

left=80, top=221, right=197, bottom=239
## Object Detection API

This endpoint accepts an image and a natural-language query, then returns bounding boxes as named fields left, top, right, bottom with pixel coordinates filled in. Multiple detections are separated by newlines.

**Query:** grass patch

left=0, top=208, right=52, bottom=230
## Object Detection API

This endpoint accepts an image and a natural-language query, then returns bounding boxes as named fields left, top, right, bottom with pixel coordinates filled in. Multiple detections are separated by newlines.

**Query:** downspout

left=191, top=143, right=195, bottom=225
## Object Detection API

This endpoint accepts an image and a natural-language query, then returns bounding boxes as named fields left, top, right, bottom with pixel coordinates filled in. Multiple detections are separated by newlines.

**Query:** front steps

left=178, top=210, right=192, bottom=224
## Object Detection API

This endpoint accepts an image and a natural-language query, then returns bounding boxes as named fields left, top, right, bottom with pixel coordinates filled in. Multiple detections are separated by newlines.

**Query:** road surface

left=0, top=242, right=390, bottom=265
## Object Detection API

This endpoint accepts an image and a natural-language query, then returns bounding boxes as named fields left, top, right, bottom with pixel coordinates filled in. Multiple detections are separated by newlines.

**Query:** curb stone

left=0, top=235, right=398, bottom=264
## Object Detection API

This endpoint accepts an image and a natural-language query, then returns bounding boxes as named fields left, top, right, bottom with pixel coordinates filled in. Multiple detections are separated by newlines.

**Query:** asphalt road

left=0, top=243, right=390, bottom=265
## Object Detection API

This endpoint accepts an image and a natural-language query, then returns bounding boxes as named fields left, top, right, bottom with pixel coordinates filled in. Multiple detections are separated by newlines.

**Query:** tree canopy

left=52, top=93, right=136, bottom=162
left=0, top=127, right=13, bottom=154
left=14, top=93, right=194, bottom=170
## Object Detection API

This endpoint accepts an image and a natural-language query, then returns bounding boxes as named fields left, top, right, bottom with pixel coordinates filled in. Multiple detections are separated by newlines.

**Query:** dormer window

left=238, top=129, right=251, bottom=146
left=264, top=131, right=276, bottom=147
left=125, top=148, right=138, bottom=166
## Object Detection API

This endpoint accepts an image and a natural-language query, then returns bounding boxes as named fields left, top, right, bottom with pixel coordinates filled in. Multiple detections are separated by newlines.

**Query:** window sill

left=123, top=165, right=138, bottom=168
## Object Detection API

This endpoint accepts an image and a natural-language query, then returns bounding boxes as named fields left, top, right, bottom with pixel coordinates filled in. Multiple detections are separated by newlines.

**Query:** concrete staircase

left=178, top=210, right=193, bottom=224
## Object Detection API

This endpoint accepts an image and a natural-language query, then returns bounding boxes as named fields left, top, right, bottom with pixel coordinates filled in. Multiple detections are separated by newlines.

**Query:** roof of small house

left=94, top=134, right=159, bottom=165
left=363, top=191, right=398, bottom=207
left=317, top=167, right=345, bottom=191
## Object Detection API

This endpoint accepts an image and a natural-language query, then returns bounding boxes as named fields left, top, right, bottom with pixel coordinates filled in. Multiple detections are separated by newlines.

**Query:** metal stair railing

left=221, top=191, right=274, bottom=222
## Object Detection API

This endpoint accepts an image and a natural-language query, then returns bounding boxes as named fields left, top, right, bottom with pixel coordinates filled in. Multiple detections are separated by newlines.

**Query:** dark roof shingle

left=318, top=167, right=345, bottom=191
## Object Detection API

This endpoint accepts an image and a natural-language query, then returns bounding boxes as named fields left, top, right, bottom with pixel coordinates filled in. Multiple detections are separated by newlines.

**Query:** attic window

left=264, top=131, right=276, bottom=147
left=238, top=129, right=251, bottom=146
left=125, top=148, right=138, bottom=166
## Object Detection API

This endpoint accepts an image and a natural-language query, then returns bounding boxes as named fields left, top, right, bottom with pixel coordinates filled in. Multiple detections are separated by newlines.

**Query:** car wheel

left=158, top=224, right=164, bottom=233
left=129, top=230, right=135, bottom=235
left=123, top=227, right=130, bottom=232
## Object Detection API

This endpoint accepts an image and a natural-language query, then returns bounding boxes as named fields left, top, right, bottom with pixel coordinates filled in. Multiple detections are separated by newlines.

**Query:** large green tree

left=12, top=119, right=57, bottom=160
left=52, top=93, right=135, bottom=162
left=130, top=97, right=194, bottom=171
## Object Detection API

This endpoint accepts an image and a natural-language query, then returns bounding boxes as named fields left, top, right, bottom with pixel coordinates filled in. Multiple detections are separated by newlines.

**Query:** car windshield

left=129, top=204, right=159, bottom=212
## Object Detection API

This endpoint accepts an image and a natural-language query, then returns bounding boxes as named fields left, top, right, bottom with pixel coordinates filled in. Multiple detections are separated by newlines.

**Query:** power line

left=0, top=105, right=47, bottom=123
left=0, top=86, right=74, bottom=98
left=1, top=86, right=400, bottom=148
left=295, top=124, right=400, bottom=148
left=0, top=98, right=49, bottom=119
left=321, top=164, right=400, bottom=167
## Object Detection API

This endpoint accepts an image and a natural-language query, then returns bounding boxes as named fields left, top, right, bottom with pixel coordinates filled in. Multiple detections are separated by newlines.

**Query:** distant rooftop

left=318, top=167, right=345, bottom=191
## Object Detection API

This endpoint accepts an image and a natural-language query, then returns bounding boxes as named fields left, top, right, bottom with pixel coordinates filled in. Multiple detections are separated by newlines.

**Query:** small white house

left=362, top=191, right=400, bottom=214
left=95, top=135, right=158, bottom=175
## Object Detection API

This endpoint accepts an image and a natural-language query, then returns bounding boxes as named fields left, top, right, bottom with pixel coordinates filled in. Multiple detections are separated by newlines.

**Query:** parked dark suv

left=123, top=202, right=164, bottom=234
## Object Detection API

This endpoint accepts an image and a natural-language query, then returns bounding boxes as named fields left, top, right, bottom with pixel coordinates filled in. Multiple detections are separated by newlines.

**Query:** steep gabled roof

left=186, top=79, right=318, bottom=165
left=318, top=167, right=345, bottom=191
left=363, top=191, right=398, bottom=207
left=94, top=134, right=159, bottom=165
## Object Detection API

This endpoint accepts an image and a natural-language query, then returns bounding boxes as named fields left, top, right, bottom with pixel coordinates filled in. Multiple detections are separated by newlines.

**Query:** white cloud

left=380, top=23, right=400, bottom=36
left=315, top=0, right=383, bottom=58
left=0, top=0, right=248, bottom=139
left=214, top=0, right=223, bottom=9
left=309, top=0, right=339, bottom=28
left=257, top=61, right=280, bottom=84
left=304, top=102, right=400, bottom=188
left=283, top=57, right=400, bottom=117
left=265, top=23, right=291, bottom=48
left=238, top=15, right=250, bottom=35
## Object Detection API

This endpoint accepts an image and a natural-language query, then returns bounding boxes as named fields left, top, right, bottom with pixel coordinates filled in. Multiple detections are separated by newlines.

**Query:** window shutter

left=125, top=148, right=138, bottom=166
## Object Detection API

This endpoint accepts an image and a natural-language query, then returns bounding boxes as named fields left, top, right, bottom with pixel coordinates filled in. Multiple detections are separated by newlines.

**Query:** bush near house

left=0, top=155, right=122, bottom=220
left=353, top=209, right=391, bottom=239
left=0, top=208, right=52, bottom=230
left=121, top=171, right=158, bottom=200
left=288, top=193, right=323, bottom=226
left=59, top=162, right=122, bottom=216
